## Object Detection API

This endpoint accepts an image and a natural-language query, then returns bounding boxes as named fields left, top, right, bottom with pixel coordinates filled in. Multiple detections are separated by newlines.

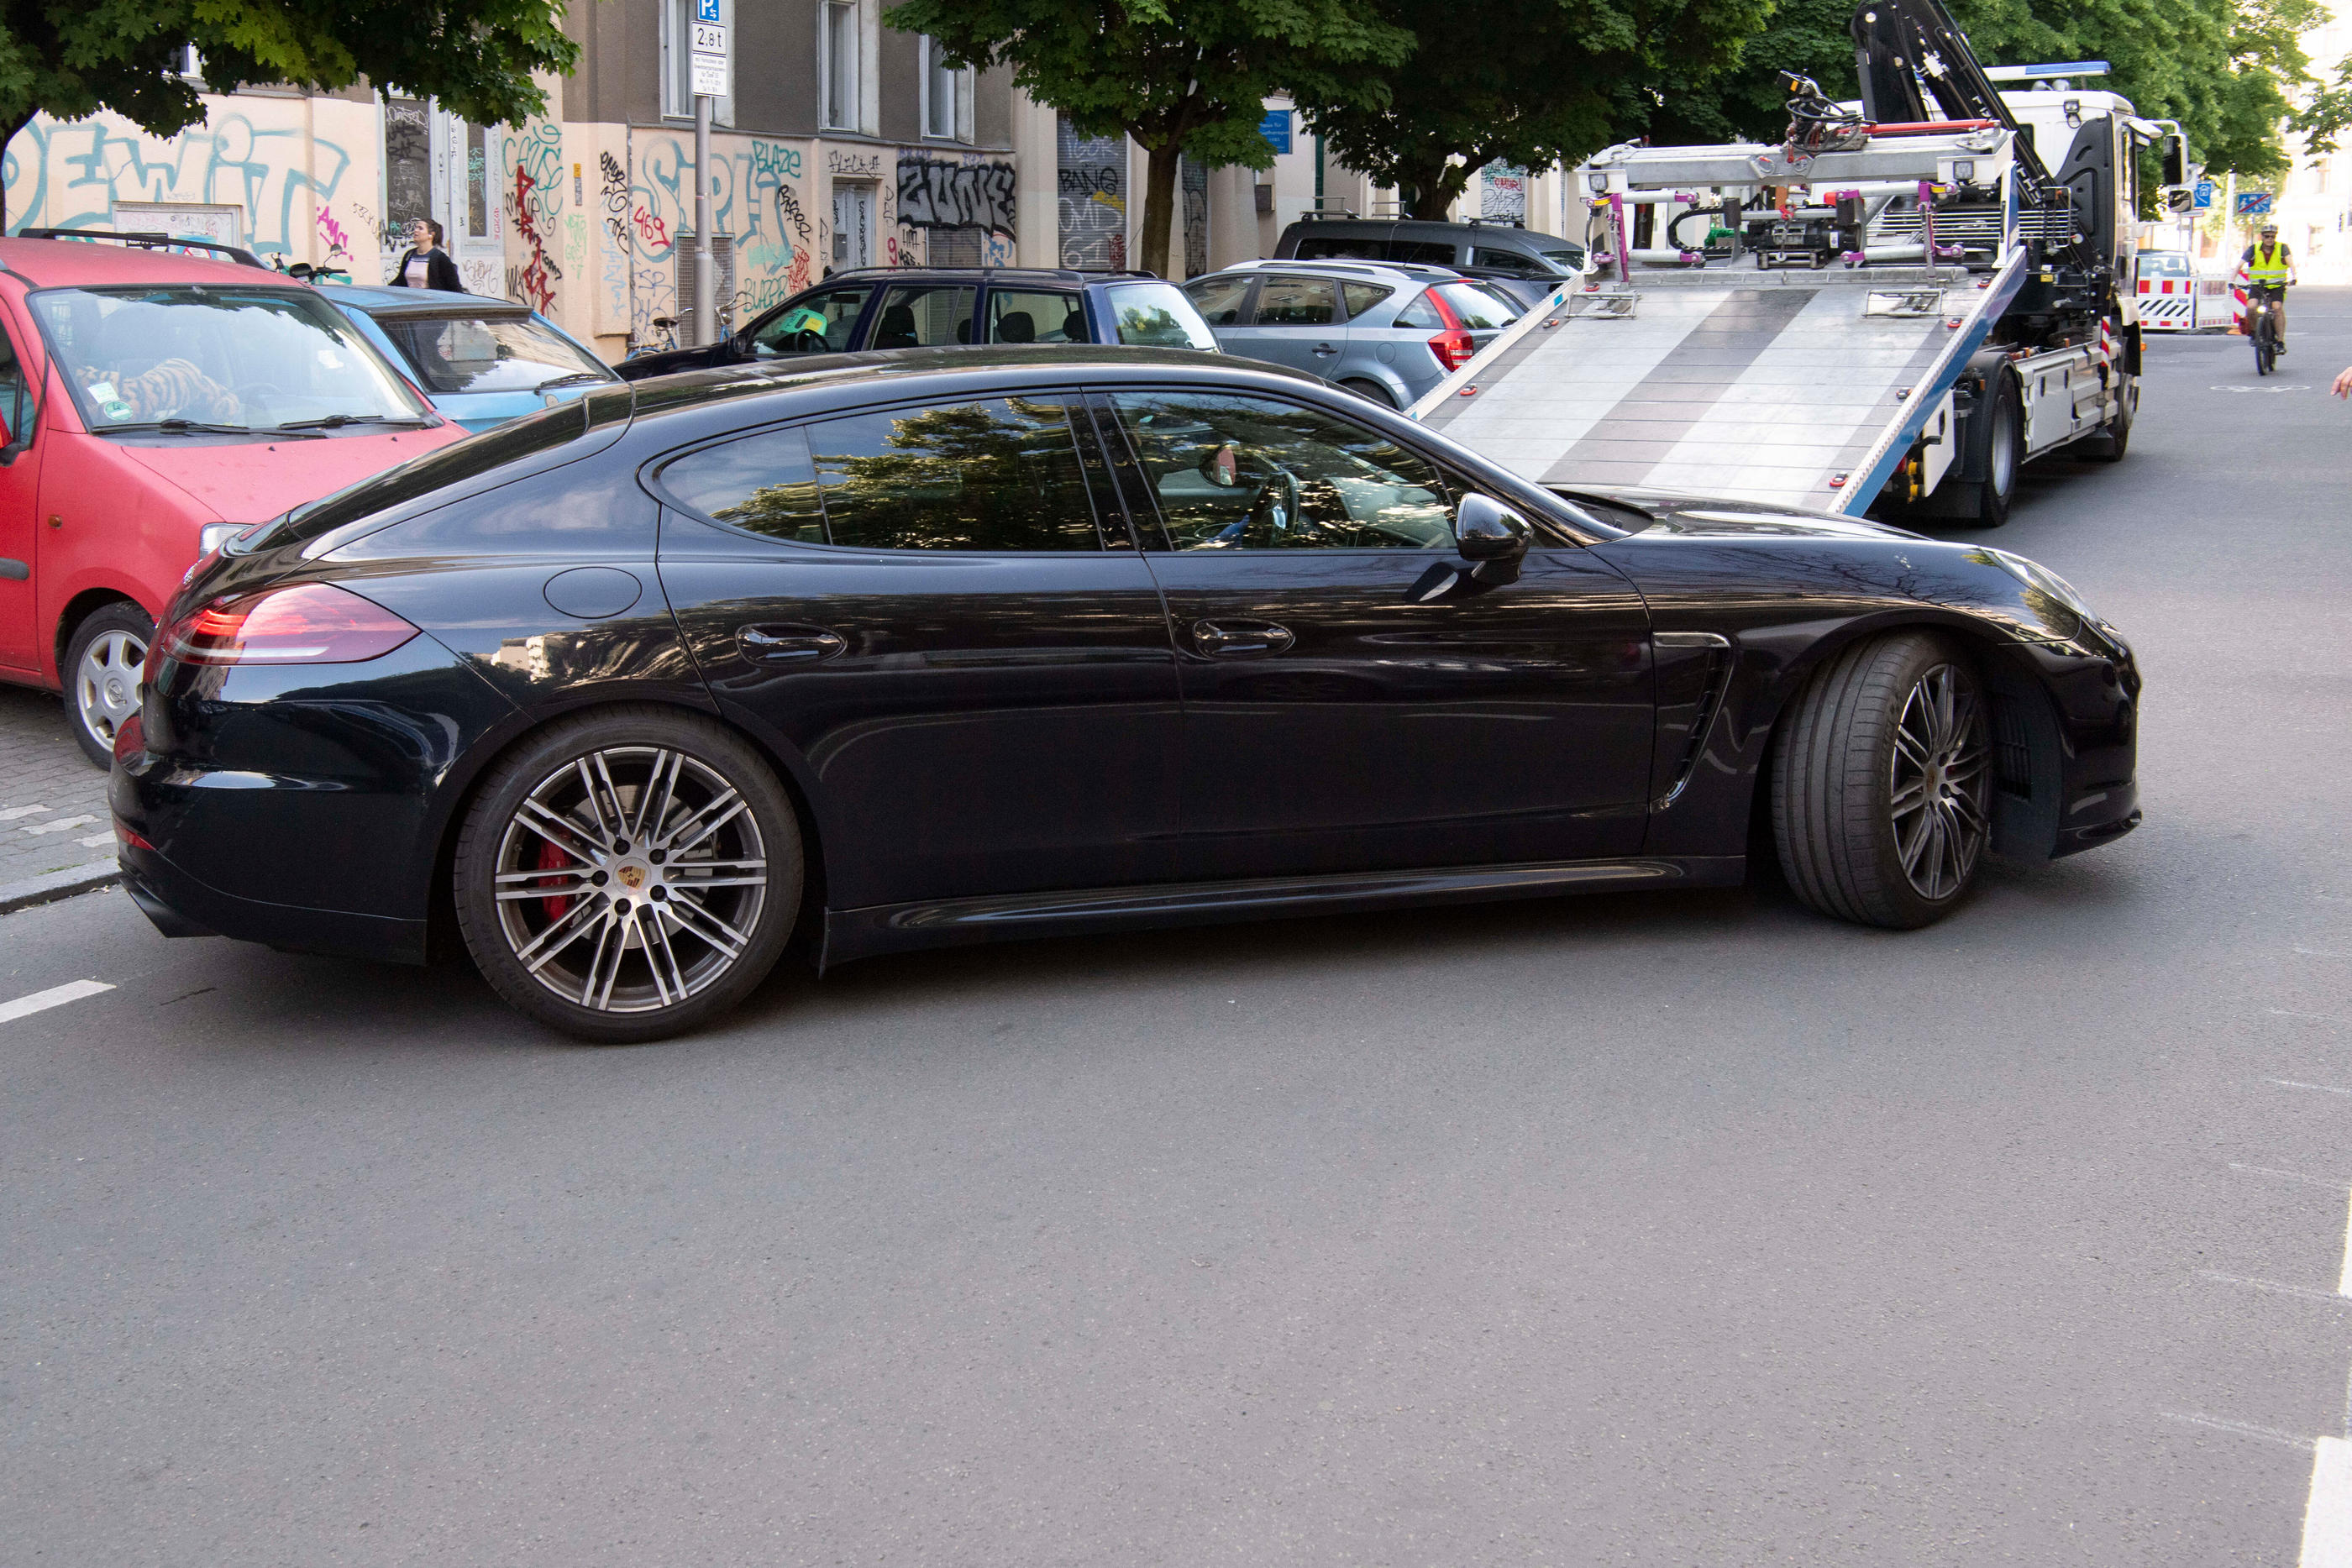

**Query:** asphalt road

left=7, top=297, right=2352, bottom=1566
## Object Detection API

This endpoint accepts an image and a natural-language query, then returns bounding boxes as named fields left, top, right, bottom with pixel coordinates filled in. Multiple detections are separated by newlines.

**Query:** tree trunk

left=1408, top=158, right=1479, bottom=222
left=1137, top=139, right=1184, bottom=281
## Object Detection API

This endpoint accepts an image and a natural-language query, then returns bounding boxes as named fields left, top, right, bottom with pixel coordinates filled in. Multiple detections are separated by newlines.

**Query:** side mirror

left=1456, top=493, right=1530, bottom=583
left=2160, top=134, right=2187, bottom=189
left=1198, top=443, right=1242, bottom=488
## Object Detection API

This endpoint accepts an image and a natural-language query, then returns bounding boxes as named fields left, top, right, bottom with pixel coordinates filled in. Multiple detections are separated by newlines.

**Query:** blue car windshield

left=381, top=312, right=616, bottom=396
left=29, top=285, right=429, bottom=433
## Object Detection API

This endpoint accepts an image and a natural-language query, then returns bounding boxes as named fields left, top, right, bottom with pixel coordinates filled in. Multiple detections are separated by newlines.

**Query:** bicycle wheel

left=2255, top=312, right=2275, bottom=375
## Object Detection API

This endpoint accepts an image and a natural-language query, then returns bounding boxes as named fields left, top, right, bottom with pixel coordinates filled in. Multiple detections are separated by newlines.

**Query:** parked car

left=617, top=267, right=1218, bottom=380
left=0, top=233, right=465, bottom=764
left=322, top=285, right=620, bottom=432
left=118, top=346, right=2140, bottom=1043
left=1184, top=260, right=1521, bottom=409
left=1274, top=217, right=1587, bottom=307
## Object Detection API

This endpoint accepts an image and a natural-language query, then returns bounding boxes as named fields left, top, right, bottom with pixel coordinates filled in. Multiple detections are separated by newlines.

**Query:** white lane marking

left=19, top=815, right=97, bottom=836
left=2340, top=1192, right=2352, bottom=1301
left=2201, top=1271, right=2352, bottom=1304
left=0, top=978, right=114, bottom=1024
left=0, top=803, right=51, bottom=821
left=76, top=832, right=111, bottom=849
left=2161, top=1410, right=2318, bottom=1450
left=2232, top=1163, right=2352, bottom=1190
left=2274, top=1009, right=2352, bottom=1026
left=2300, top=949, right=2346, bottom=958
left=2303, top=1438, right=2352, bottom=1566
left=2273, top=1079, right=2352, bottom=1097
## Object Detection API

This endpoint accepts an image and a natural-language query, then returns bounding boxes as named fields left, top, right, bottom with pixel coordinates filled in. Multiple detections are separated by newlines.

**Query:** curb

left=0, top=860, right=119, bottom=917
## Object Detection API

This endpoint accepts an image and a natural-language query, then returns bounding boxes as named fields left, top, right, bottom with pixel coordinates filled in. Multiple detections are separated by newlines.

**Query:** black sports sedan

left=112, top=348, right=2141, bottom=1042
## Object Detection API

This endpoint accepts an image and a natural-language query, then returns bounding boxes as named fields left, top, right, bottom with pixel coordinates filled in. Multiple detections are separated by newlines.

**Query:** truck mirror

left=2164, top=187, right=2193, bottom=215
left=2161, top=135, right=2187, bottom=188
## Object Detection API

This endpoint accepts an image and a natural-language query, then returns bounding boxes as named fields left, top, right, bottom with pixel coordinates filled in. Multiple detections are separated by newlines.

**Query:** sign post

left=690, top=0, right=726, bottom=347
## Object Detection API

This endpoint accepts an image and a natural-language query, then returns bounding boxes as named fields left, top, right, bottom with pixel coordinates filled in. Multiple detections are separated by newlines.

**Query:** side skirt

left=818, top=855, right=1747, bottom=971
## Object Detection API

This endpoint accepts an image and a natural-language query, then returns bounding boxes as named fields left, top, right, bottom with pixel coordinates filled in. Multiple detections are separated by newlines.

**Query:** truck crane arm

left=1848, top=0, right=2054, bottom=187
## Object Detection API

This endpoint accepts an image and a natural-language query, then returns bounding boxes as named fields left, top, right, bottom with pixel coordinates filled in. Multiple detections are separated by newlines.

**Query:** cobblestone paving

left=0, top=682, right=114, bottom=887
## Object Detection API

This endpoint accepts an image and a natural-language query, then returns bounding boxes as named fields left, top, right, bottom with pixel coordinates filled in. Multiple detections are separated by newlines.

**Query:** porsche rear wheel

left=453, top=707, right=803, bottom=1042
left=1772, top=632, right=1992, bottom=929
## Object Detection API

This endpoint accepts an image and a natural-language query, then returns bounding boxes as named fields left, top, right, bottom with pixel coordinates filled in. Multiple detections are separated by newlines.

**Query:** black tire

left=2088, top=370, right=2132, bottom=461
left=1966, top=371, right=2021, bottom=528
left=63, top=600, right=155, bottom=769
left=1771, top=632, right=1992, bottom=930
left=452, top=705, right=804, bottom=1043
left=1339, top=377, right=1398, bottom=408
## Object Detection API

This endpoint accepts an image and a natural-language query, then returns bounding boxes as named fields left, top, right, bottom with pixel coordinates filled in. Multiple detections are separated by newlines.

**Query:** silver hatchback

left=1182, top=260, right=1527, bottom=410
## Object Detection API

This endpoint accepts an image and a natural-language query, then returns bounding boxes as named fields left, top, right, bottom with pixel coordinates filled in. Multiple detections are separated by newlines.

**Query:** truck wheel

left=65, top=601, right=155, bottom=769
left=1968, top=372, right=2022, bottom=528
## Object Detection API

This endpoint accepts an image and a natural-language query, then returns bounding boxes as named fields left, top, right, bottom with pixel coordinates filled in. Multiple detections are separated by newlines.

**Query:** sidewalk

left=0, top=684, right=117, bottom=904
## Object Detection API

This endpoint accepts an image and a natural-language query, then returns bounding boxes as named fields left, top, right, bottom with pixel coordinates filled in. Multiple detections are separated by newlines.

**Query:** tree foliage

left=1293, top=0, right=1775, bottom=220
left=1666, top=0, right=2314, bottom=181
left=886, top=0, right=1412, bottom=279
left=0, top=0, right=580, bottom=223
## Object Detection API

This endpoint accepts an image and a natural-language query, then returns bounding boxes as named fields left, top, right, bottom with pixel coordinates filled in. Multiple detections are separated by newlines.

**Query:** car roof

left=318, top=282, right=533, bottom=317
left=814, top=267, right=1163, bottom=289
left=0, top=236, right=293, bottom=289
left=1194, top=259, right=1462, bottom=284
left=1283, top=217, right=1572, bottom=248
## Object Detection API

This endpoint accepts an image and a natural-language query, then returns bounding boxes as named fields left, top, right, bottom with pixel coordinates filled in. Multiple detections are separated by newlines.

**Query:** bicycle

left=2247, top=286, right=2284, bottom=376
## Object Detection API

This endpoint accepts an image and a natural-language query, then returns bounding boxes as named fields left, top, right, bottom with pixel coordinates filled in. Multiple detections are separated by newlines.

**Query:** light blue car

left=318, top=283, right=619, bottom=433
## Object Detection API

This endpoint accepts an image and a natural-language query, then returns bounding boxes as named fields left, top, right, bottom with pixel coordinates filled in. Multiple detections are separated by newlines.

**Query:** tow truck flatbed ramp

left=1411, top=254, right=2027, bottom=514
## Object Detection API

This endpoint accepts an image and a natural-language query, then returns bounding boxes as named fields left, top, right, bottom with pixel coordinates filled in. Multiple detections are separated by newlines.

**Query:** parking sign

left=696, top=0, right=719, bottom=20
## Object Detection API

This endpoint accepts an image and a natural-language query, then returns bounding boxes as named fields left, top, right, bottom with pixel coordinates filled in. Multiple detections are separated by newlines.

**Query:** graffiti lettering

left=1058, top=167, right=1120, bottom=197
left=633, top=205, right=671, bottom=250
left=1057, top=119, right=1126, bottom=270
left=317, top=207, right=351, bottom=262
left=507, top=160, right=562, bottom=312
left=752, top=141, right=804, bottom=180
left=599, top=150, right=631, bottom=248
left=826, top=149, right=885, bottom=177
left=895, top=155, right=1016, bottom=239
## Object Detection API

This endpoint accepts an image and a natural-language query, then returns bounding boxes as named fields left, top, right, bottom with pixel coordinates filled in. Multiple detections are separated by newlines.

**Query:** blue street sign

left=2194, top=178, right=2215, bottom=212
left=1259, top=109, right=1292, bottom=155
left=696, top=0, right=720, bottom=21
left=2235, top=191, right=2272, bottom=218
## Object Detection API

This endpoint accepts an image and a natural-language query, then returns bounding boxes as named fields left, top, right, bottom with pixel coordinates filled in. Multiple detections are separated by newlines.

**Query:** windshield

left=1105, top=282, right=1218, bottom=350
left=379, top=312, right=615, bottom=395
left=29, top=285, right=429, bottom=434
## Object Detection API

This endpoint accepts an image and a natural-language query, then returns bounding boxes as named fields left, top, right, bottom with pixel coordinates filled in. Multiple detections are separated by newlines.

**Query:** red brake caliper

left=538, top=837, right=572, bottom=922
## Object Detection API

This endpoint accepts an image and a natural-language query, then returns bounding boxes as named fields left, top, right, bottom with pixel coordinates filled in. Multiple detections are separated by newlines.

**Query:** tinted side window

left=1389, top=240, right=1458, bottom=265
left=658, top=427, right=827, bottom=543
left=1184, top=275, right=1254, bottom=325
left=1340, top=283, right=1394, bottom=319
left=750, top=286, right=873, bottom=356
left=1108, top=391, right=1454, bottom=551
left=1293, top=235, right=1384, bottom=261
left=807, top=396, right=1102, bottom=552
left=1254, top=276, right=1340, bottom=325
left=1471, top=247, right=1545, bottom=276
left=870, top=285, right=976, bottom=348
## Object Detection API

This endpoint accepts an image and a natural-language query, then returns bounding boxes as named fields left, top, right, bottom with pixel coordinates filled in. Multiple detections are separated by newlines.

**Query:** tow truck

left=1410, top=0, right=2192, bottom=527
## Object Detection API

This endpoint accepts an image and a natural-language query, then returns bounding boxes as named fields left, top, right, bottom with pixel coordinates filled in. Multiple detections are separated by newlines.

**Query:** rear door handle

left=1310, top=342, right=1339, bottom=357
left=1192, top=619, right=1293, bottom=657
left=738, top=624, right=846, bottom=662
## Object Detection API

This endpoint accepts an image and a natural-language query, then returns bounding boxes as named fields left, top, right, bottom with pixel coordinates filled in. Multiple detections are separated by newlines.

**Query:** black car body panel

left=115, top=348, right=2141, bottom=977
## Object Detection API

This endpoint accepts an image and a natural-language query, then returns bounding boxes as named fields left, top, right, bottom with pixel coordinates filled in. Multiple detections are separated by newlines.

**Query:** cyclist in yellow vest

left=2243, top=223, right=2296, bottom=354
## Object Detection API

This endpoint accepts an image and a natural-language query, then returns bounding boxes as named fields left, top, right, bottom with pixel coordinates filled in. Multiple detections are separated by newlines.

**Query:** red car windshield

left=29, top=285, right=430, bottom=435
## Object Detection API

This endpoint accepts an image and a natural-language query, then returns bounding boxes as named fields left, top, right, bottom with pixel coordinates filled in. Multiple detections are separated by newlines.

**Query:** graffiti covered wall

left=1057, top=118, right=1126, bottom=270
left=3, top=97, right=387, bottom=281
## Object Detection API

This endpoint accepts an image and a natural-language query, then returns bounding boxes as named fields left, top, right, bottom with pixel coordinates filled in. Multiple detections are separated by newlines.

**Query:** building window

left=661, top=0, right=733, bottom=121
left=920, top=36, right=974, bottom=143
left=821, top=1, right=860, bottom=131
left=171, top=45, right=205, bottom=83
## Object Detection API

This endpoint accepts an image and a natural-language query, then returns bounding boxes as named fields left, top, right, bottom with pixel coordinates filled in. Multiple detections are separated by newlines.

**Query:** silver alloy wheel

left=1888, top=663, right=1990, bottom=901
left=75, top=629, right=146, bottom=753
left=490, top=745, right=769, bottom=1014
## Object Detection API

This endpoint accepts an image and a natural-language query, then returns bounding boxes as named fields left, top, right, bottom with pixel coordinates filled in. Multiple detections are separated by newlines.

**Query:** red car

left=0, top=236, right=466, bottom=763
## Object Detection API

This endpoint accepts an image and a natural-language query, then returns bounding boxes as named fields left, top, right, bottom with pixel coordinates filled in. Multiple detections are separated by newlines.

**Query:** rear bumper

left=115, top=843, right=427, bottom=963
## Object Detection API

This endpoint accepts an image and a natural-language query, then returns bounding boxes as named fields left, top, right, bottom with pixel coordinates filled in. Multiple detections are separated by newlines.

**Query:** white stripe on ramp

left=2302, top=1437, right=2352, bottom=1567
left=0, top=978, right=114, bottom=1023
left=2341, top=1191, right=2352, bottom=1300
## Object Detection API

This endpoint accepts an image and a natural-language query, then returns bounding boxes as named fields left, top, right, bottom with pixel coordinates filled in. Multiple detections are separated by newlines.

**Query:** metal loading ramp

left=1411, top=255, right=2024, bottom=514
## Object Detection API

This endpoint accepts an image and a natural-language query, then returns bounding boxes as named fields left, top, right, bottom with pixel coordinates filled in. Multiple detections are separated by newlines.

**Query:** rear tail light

left=156, top=582, right=421, bottom=669
left=115, top=821, right=155, bottom=853
left=1429, top=328, right=1477, bottom=372
left=113, top=713, right=144, bottom=763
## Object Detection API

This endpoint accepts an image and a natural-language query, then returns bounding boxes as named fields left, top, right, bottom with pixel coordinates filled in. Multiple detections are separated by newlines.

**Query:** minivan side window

left=1253, top=276, right=1340, bottom=325
left=1471, top=247, right=1546, bottom=276
left=749, top=286, right=873, bottom=357
left=1293, top=235, right=1384, bottom=261
left=1389, top=240, right=1457, bottom=265
left=869, top=285, right=978, bottom=349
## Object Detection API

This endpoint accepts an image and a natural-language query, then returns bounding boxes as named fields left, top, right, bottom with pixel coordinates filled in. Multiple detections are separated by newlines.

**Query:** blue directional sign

left=2235, top=191, right=2273, bottom=218
left=696, top=0, right=720, bottom=21
left=1259, top=109, right=1292, bottom=155
left=2194, top=178, right=2215, bottom=212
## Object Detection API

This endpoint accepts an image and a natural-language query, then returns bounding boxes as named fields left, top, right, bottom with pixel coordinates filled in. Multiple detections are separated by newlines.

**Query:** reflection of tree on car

left=810, top=398, right=1100, bottom=553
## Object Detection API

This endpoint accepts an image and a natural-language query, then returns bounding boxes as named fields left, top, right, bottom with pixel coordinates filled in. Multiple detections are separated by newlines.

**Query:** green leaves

left=0, top=0, right=580, bottom=149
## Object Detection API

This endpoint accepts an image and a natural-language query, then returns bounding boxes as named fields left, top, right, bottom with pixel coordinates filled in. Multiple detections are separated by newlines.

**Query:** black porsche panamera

left=110, top=347, right=2141, bottom=1041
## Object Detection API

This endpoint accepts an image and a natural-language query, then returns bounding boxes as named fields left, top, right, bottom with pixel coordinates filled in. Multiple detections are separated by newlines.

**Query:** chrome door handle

left=738, top=624, right=847, bottom=662
left=1192, top=619, right=1294, bottom=657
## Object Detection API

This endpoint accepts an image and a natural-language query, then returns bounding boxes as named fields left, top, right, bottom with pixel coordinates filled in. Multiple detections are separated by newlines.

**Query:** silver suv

left=1181, top=260, right=1522, bottom=410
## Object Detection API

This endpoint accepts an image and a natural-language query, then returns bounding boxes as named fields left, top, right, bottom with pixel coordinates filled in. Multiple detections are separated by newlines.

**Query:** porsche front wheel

left=1772, top=632, right=1992, bottom=929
